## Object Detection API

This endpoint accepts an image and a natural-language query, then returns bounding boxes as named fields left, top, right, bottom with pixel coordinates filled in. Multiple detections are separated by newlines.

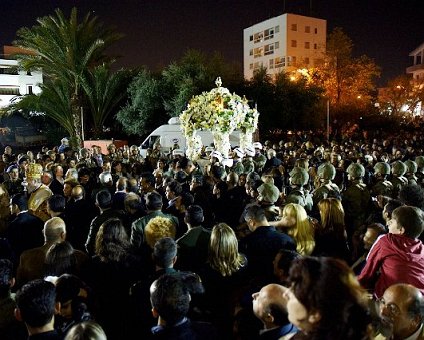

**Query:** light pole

left=326, top=99, right=330, bottom=141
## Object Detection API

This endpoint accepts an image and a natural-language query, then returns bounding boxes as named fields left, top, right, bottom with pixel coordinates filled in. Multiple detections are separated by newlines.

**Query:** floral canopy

left=179, top=77, right=259, bottom=160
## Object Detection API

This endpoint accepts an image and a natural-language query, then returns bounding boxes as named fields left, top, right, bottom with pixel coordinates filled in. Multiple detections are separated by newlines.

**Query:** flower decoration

left=180, top=77, right=259, bottom=160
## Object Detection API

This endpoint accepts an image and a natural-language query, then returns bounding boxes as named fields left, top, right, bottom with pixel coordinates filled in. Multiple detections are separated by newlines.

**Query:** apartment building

left=407, top=42, right=424, bottom=80
left=243, top=13, right=326, bottom=80
left=0, top=46, right=42, bottom=108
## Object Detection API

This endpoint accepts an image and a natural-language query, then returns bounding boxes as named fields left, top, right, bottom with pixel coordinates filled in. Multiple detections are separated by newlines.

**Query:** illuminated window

left=254, top=32, right=264, bottom=43
left=291, top=40, right=297, bottom=47
left=254, top=47, right=263, bottom=58
left=291, top=24, right=297, bottom=31
left=305, top=26, right=311, bottom=33
left=305, top=42, right=310, bottom=49
left=264, top=44, right=274, bottom=55
left=275, top=57, right=284, bottom=68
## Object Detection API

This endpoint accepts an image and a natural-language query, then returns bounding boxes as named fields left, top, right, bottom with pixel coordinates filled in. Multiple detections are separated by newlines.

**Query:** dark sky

left=1, top=0, right=424, bottom=84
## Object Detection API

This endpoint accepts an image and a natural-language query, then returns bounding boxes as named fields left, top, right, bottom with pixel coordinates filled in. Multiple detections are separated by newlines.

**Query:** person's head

left=150, top=273, right=203, bottom=326
left=0, top=259, right=14, bottom=298
left=378, top=283, right=423, bottom=339
left=285, top=257, right=371, bottom=338
left=388, top=206, right=424, bottom=238
left=363, top=223, right=386, bottom=250
left=153, top=237, right=177, bottom=269
left=55, top=165, right=64, bottom=178
left=252, top=284, right=290, bottom=329
left=95, top=190, right=112, bottom=210
left=244, top=204, right=268, bottom=231
left=165, top=180, right=182, bottom=201
left=63, top=178, right=79, bottom=198
left=71, top=185, right=85, bottom=201
left=47, top=195, right=66, bottom=216
left=43, top=217, right=66, bottom=243
left=209, top=223, right=246, bottom=277
left=140, top=173, right=155, bottom=193
left=64, top=321, right=107, bottom=340
left=184, top=205, right=204, bottom=227
left=25, top=163, right=43, bottom=193
left=146, top=192, right=163, bottom=211
left=382, top=199, right=403, bottom=223
left=281, top=204, right=315, bottom=256
left=95, top=218, right=129, bottom=261
left=213, top=180, right=228, bottom=198
left=116, top=177, right=128, bottom=192
left=398, top=184, right=424, bottom=210
left=124, top=192, right=143, bottom=214
left=318, top=198, right=346, bottom=236
left=15, top=279, right=58, bottom=331
left=144, top=216, right=176, bottom=249
left=7, top=164, right=19, bottom=180
left=41, top=171, right=53, bottom=185
left=10, top=193, right=28, bottom=215
left=44, top=241, right=76, bottom=277
left=273, top=249, right=300, bottom=285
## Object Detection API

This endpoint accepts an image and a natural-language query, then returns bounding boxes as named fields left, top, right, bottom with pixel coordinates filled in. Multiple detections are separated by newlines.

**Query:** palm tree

left=13, top=7, right=123, bottom=146
left=81, top=65, right=131, bottom=137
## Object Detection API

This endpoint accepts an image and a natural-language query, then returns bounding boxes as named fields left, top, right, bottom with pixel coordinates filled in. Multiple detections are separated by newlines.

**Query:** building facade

left=243, top=13, right=326, bottom=80
left=0, top=46, right=43, bottom=109
left=407, top=42, right=424, bottom=80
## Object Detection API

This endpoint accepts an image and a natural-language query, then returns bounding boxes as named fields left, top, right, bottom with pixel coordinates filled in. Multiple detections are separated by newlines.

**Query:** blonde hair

left=282, top=204, right=315, bottom=255
left=208, top=223, right=246, bottom=277
left=318, top=198, right=346, bottom=239
left=144, top=216, right=176, bottom=249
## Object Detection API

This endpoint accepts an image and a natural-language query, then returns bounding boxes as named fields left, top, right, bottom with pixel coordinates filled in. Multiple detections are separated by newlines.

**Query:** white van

left=139, top=117, right=240, bottom=157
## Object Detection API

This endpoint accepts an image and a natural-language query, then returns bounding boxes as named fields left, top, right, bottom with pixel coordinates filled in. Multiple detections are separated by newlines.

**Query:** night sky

left=1, top=0, right=424, bottom=84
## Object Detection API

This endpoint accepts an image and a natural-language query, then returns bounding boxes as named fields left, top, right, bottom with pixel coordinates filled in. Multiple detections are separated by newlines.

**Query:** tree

left=116, top=69, right=167, bottom=136
left=315, top=28, right=380, bottom=108
left=13, top=8, right=123, bottom=146
left=81, top=65, right=131, bottom=137
left=378, top=75, right=424, bottom=120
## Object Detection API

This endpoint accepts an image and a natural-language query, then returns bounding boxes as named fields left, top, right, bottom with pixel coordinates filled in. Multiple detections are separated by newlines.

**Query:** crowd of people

left=0, top=127, right=423, bottom=340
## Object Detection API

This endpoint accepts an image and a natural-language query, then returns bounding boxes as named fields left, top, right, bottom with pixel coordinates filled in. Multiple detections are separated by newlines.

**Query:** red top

left=358, top=233, right=424, bottom=298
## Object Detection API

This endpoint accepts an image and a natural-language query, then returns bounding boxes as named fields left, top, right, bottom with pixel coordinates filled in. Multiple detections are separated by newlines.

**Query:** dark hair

left=384, top=199, right=404, bottom=219
left=398, top=184, right=424, bottom=210
left=124, top=192, right=143, bottom=212
left=146, top=192, right=163, bottom=210
left=180, top=192, right=194, bottom=208
left=95, top=218, right=130, bottom=261
left=174, top=170, right=187, bottom=184
left=366, top=223, right=386, bottom=236
left=141, top=172, right=155, bottom=187
left=44, top=241, right=77, bottom=277
left=267, top=302, right=289, bottom=327
left=244, top=204, right=266, bottom=222
left=96, top=190, right=112, bottom=209
left=11, top=193, right=28, bottom=211
left=215, top=181, right=228, bottom=193
left=167, top=180, right=183, bottom=196
left=275, top=249, right=300, bottom=277
left=288, top=257, right=371, bottom=339
left=150, top=273, right=203, bottom=326
left=392, top=206, right=424, bottom=239
left=211, top=165, right=225, bottom=181
left=16, top=279, right=56, bottom=328
left=177, top=157, right=190, bottom=169
left=48, top=195, right=66, bottom=213
left=55, top=274, right=86, bottom=304
left=153, top=237, right=177, bottom=268
left=0, top=259, right=13, bottom=298
left=185, top=205, right=204, bottom=226
left=77, top=167, right=91, bottom=178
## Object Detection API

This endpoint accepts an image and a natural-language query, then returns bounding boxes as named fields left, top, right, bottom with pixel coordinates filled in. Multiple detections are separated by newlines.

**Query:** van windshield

left=141, top=135, right=159, bottom=149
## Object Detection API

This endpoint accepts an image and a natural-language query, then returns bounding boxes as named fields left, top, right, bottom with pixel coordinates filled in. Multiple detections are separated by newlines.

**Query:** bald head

left=252, top=284, right=289, bottom=328
left=43, top=217, right=66, bottom=243
left=380, top=284, right=423, bottom=339
left=71, top=185, right=85, bottom=200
